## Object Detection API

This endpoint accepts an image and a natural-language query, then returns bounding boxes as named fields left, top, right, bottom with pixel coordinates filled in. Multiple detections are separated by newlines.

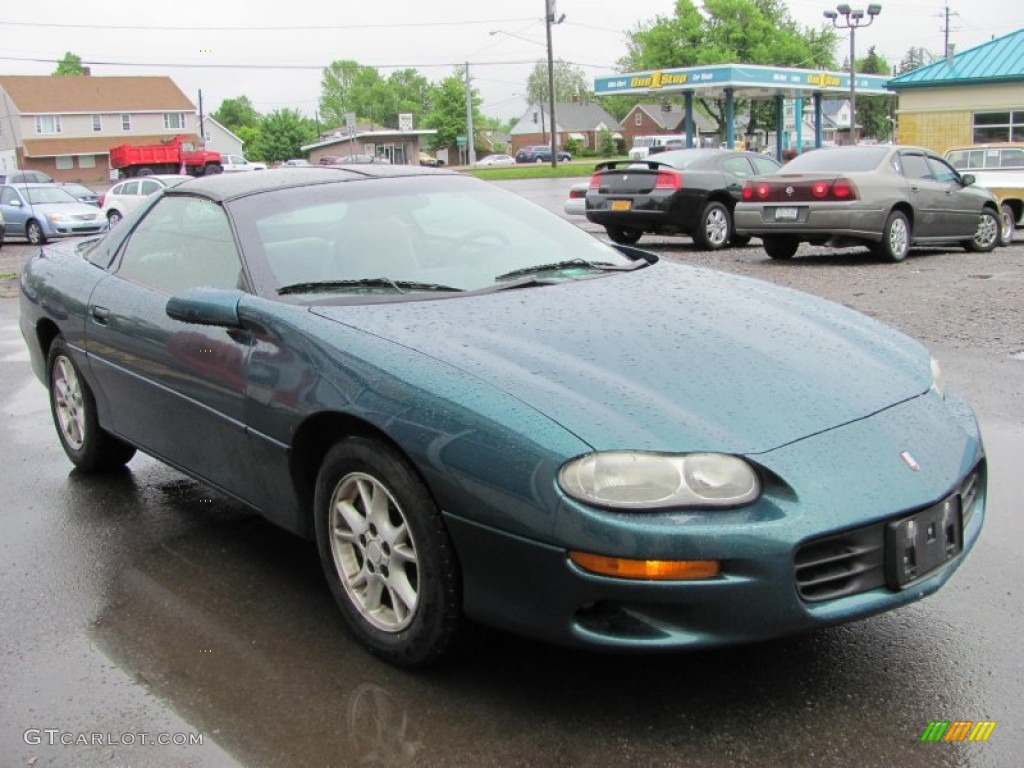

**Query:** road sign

left=456, top=135, right=468, bottom=147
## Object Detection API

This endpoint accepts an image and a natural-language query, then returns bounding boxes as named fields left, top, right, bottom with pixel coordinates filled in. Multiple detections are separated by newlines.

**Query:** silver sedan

left=734, top=145, right=1002, bottom=261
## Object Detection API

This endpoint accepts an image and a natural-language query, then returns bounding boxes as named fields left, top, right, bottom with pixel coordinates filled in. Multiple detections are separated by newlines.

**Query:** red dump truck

left=109, top=135, right=223, bottom=178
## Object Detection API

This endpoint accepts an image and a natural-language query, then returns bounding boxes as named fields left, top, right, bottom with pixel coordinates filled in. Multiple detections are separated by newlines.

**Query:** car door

left=85, top=193, right=258, bottom=501
left=897, top=151, right=952, bottom=238
left=0, top=186, right=29, bottom=235
left=720, top=155, right=757, bottom=201
left=926, top=154, right=983, bottom=238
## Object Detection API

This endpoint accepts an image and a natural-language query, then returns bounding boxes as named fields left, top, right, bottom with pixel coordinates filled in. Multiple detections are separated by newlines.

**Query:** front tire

left=693, top=201, right=731, bottom=250
left=26, top=220, right=46, bottom=245
left=872, top=210, right=910, bottom=262
left=762, top=235, right=799, bottom=260
left=47, top=337, right=136, bottom=471
left=605, top=225, right=642, bottom=245
left=965, top=209, right=1000, bottom=253
left=999, top=203, right=1016, bottom=247
left=205, top=163, right=224, bottom=175
left=314, top=437, right=462, bottom=667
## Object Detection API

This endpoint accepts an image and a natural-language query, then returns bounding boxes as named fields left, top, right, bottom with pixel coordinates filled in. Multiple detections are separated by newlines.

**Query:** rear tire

left=762, top=235, right=799, bottom=260
left=137, top=167, right=153, bottom=176
left=47, top=337, right=136, bottom=471
left=605, top=226, right=642, bottom=245
left=998, top=203, right=1015, bottom=247
left=693, top=201, right=731, bottom=250
left=107, top=210, right=122, bottom=227
left=314, top=437, right=462, bottom=667
left=26, top=220, right=46, bottom=245
left=204, top=163, right=224, bottom=175
left=871, top=210, right=910, bottom=262
left=965, top=209, right=999, bottom=253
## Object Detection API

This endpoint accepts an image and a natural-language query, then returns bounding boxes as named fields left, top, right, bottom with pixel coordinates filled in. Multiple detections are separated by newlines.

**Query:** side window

left=121, top=181, right=140, bottom=196
left=900, top=153, right=933, bottom=180
left=751, top=156, right=781, bottom=175
left=139, top=180, right=161, bottom=196
left=926, top=156, right=959, bottom=183
left=721, top=156, right=754, bottom=178
left=0, top=186, right=19, bottom=205
left=1001, top=149, right=1024, bottom=168
left=116, top=196, right=244, bottom=294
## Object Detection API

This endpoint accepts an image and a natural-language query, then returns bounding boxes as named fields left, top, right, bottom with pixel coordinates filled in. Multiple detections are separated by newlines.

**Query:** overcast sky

left=1, top=1, right=1019, bottom=125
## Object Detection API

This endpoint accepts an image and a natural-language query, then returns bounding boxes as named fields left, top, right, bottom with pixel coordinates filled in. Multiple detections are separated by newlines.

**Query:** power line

left=0, top=17, right=536, bottom=32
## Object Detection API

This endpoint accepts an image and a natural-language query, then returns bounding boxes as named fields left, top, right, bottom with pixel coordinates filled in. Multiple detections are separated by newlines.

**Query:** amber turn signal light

left=569, top=551, right=721, bottom=580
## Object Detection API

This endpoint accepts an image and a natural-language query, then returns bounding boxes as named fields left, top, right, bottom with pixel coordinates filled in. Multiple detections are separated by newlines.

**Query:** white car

left=563, top=182, right=588, bottom=216
left=100, top=175, right=192, bottom=226
left=475, top=154, right=516, bottom=167
left=221, top=154, right=268, bottom=172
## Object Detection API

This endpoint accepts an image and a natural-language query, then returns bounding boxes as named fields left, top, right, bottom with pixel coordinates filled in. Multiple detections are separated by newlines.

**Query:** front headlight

left=48, top=213, right=70, bottom=223
left=930, top=356, right=945, bottom=399
left=558, top=451, right=761, bottom=510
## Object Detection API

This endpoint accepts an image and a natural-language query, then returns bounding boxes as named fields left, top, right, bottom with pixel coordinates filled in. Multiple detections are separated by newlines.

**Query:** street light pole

left=824, top=4, right=881, bottom=145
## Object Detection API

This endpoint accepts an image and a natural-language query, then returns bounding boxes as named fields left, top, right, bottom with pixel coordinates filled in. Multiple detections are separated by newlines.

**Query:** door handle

left=90, top=305, right=110, bottom=324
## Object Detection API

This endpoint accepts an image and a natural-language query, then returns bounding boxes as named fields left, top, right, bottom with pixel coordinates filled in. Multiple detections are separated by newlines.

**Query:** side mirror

left=166, top=287, right=244, bottom=327
left=961, top=173, right=976, bottom=186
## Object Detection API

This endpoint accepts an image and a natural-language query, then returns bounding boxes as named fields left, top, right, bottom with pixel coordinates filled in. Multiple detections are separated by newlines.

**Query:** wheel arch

left=1003, top=197, right=1023, bottom=224
left=290, top=411, right=427, bottom=539
left=890, top=201, right=914, bottom=231
left=35, top=318, right=61, bottom=361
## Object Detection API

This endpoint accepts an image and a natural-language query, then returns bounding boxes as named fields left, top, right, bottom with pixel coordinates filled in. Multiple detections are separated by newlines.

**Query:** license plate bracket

left=885, top=497, right=963, bottom=588
left=774, top=206, right=799, bottom=221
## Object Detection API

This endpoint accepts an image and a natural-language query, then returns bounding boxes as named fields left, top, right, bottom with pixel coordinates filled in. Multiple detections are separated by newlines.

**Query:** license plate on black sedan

left=774, top=207, right=799, bottom=221
left=611, top=200, right=632, bottom=211
left=885, top=497, right=963, bottom=588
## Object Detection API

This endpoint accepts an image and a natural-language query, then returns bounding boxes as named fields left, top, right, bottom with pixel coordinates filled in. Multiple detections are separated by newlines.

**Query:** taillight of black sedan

left=583, top=149, right=781, bottom=249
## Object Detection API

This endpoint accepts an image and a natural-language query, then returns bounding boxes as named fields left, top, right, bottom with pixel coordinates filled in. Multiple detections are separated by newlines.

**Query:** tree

left=320, top=60, right=400, bottom=129
left=897, top=47, right=936, bottom=75
left=525, top=60, right=591, bottom=106
left=250, top=109, right=318, bottom=163
left=425, top=73, right=481, bottom=152
left=621, top=0, right=838, bottom=140
left=855, top=46, right=895, bottom=141
left=212, top=96, right=261, bottom=133
left=53, top=52, right=85, bottom=76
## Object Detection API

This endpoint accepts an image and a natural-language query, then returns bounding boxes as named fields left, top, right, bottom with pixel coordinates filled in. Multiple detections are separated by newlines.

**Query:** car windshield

left=229, top=174, right=641, bottom=301
left=21, top=187, right=79, bottom=204
left=781, top=146, right=889, bottom=173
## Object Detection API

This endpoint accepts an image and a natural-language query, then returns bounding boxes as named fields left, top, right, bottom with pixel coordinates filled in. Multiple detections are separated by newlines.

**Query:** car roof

left=165, top=165, right=453, bottom=202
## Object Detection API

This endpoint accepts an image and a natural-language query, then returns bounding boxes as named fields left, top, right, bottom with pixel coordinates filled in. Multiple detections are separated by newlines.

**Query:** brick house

left=510, top=102, right=620, bottom=153
left=620, top=103, right=720, bottom=147
left=0, top=75, right=200, bottom=183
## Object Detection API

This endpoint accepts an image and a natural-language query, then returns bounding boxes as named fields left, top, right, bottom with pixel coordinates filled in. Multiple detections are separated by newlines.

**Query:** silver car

left=100, top=175, right=193, bottom=226
left=734, top=145, right=1002, bottom=261
left=0, top=183, right=106, bottom=244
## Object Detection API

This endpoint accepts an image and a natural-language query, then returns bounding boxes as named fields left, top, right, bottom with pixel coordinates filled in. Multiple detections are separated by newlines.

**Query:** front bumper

left=445, top=389, right=985, bottom=650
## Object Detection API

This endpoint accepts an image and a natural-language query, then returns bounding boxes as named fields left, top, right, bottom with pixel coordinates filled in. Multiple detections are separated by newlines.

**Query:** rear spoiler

left=594, top=160, right=670, bottom=172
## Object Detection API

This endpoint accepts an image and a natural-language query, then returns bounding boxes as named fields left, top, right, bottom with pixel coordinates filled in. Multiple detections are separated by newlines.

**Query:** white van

left=628, top=135, right=686, bottom=160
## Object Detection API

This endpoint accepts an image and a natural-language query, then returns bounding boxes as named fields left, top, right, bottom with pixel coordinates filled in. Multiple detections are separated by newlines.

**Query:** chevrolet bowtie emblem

left=785, top=186, right=795, bottom=196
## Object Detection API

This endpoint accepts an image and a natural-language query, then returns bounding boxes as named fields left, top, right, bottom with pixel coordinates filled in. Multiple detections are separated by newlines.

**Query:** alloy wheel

left=52, top=356, right=86, bottom=449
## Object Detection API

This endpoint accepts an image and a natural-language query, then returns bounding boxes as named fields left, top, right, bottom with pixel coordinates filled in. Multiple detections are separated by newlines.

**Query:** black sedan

left=585, top=149, right=781, bottom=249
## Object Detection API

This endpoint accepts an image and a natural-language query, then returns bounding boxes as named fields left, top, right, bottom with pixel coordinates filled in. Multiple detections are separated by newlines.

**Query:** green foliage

left=212, top=96, right=261, bottom=133
left=52, top=52, right=85, bottom=76
left=250, top=109, right=318, bottom=163
left=425, top=74, right=481, bottom=151
left=898, top=47, right=935, bottom=75
left=565, top=137, right=581, bottom=155
left=856, top=46, right=895, bottom=141
left=597, top=129, right=618, bottom=157
left=319, top=61, right=433, bottom=130
left=235, top=125, right=262, bottom=157
left=526, top=60, right=592, bottom=105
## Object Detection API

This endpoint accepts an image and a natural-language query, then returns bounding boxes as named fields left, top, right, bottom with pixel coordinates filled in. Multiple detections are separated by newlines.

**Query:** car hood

left=24, top=201, right=104, bottom=217
left=310, top=263, right=931, bottom=454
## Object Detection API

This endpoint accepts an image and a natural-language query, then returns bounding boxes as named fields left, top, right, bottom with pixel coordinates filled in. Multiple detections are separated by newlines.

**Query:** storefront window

left=972, top=110, right=1024, bottom=143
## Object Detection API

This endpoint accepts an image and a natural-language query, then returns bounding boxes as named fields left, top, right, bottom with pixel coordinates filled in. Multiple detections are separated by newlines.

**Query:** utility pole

left=197, top=89, right=205, bottom=146
left=464, top=61, right=476, bottom=166
left=545, top=1, right=558, bottom=168
left=939, top=3, right=960, bottom=58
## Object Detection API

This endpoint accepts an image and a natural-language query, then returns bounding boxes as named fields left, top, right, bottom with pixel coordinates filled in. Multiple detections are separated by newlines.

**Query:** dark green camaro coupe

left=20, top=167, right=986, bottom=666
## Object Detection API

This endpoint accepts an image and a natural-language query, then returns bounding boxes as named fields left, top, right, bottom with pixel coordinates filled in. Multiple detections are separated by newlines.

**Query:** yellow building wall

left=895, top=83, right=1023, bottom=155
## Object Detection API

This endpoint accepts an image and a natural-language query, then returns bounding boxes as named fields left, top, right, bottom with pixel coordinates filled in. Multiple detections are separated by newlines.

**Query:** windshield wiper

left=494, top=258, right=646, bottom=281
left=277, top=278, right=464, bottom=295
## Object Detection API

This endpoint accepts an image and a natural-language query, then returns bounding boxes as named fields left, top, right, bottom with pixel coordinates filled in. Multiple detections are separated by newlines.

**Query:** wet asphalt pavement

left=1, top=179, right=1023, bottom=767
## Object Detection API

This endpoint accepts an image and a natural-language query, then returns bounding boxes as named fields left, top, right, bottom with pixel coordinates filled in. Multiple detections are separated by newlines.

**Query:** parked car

left=221, top=154, right=268, bottom=172
left=0, top=170, right=54, bottom=184
left=944, top=142, right=1023, bottom=245
left=321, top=155, right=390, bottom=165
left=0, top=183, right=106, bottom=244
left=100, top=175, right=193, bottom=226
left=474, top=154, right=516, bottom=167
left=20, top=166, right=986, bottom=668
left=61, top=183, right=101, bottom=206
left=647, top=138, right=687, bottom=156
left=563, top=182, right=587, bottom=216
left=282, top=158, right=311, bottom=167
left=629, top=135, right=686, bottom=160
left=419, top=153, right=444, bottom=167
left=515, top=145, right=572, bottom=163
left=585, top=149, right=781, bottom=249
left=0, top=209, right=5, bottom=248
left=734, top=145, right=1003, bottom=261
